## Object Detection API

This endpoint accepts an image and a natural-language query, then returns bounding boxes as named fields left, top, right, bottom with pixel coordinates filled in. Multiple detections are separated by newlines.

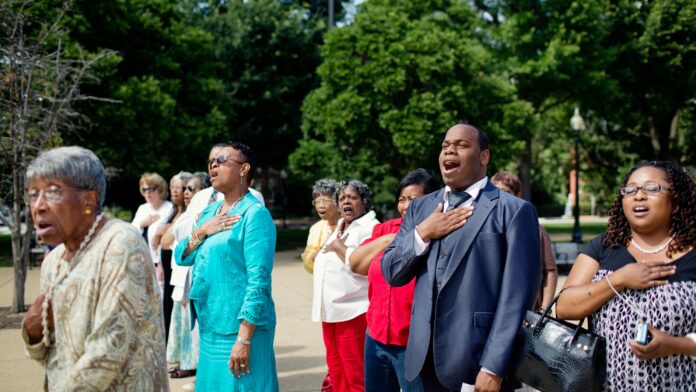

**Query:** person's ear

left=84, top=191, right=99, bottom=215
left=240, top=163, right=251, bottom=178
left=480, top=148, right=490, bottom=165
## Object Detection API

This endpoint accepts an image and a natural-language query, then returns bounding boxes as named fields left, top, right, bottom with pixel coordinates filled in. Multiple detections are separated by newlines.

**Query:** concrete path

left=0, top=249, right=567, bottom=391
left=0, top=250, right=325, bottom=392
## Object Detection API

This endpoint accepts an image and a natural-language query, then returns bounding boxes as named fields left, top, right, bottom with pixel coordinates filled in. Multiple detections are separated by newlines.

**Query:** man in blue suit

left=382, top=123, right=541, bottom=391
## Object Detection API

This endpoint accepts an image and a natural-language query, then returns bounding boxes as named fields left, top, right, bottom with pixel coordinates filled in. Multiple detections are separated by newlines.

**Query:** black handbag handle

left=532, top=288, right=587, bottom=348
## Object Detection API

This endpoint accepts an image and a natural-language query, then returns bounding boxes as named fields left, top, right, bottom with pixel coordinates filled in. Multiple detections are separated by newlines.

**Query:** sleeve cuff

left=413, top=228, right=430, bottom=256
left=480, top=367, right=498, bottom=376
left=21, top=322, right=47, bottom=361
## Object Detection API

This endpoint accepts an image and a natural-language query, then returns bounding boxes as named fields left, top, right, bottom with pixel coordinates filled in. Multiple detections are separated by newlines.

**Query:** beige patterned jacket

left=22, top=219, right=170, bottom=391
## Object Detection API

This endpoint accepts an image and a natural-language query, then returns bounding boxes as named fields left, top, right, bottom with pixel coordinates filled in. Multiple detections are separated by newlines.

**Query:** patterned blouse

left=22, top=219, right=169, bottom=391
left=582, top=233, right=696, bottom=391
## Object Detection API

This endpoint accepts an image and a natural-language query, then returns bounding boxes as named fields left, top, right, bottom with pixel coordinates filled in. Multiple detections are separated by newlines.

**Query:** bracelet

left=190, top=230, right=204, bottom=247
left=237, top=336, right=251, bottom=345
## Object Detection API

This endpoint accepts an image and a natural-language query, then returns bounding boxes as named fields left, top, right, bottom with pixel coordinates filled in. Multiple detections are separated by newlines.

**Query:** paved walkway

left=0, top=249, right=568, bottom=391
left=0, top=250, right=325, bottom=392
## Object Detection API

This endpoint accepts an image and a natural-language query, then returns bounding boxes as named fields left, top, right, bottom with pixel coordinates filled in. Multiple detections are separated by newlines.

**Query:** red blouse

left=364, top=218, right=415, bottom=346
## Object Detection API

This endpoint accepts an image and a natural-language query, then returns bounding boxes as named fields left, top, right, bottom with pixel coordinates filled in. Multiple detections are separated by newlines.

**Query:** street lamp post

left=570, top=107, right=586, bottom=243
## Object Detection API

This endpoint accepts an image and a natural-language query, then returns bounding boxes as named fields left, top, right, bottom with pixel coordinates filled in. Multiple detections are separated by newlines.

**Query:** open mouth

left=343, top=206, right=354, bottom=215
left=35, top=222, right=54, bottom=236
left=442, top=160, right=460, bottom=173
left=632, top=205, right=649, bottom=216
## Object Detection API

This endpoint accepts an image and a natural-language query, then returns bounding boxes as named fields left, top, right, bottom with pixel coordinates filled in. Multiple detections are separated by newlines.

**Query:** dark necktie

left=446, top=191, right=471, bottom=211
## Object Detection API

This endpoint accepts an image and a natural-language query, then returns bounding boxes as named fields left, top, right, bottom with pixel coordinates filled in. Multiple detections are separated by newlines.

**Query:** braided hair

left=604, top=161, right=696, bottom=258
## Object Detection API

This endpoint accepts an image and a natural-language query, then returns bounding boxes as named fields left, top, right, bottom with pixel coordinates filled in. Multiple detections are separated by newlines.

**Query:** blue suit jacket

left=382, top=182, right=541, bottom=390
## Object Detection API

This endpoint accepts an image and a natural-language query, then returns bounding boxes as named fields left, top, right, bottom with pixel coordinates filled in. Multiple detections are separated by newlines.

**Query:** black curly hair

left=604, top=161, right=696, bottom=258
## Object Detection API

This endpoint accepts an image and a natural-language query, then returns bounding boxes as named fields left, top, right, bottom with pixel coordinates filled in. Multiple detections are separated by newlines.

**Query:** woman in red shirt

left=349, top=169, right=448, bottom=392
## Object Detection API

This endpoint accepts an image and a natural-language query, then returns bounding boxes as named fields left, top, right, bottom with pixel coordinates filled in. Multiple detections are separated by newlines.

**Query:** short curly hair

left=312, top=178, right=339, bottom=200
left=604, top=161, right=696, bottom=258
left=334, top=179, right=373, bottom=212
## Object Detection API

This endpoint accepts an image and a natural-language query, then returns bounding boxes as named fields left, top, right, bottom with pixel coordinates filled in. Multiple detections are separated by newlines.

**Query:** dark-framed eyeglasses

left=620, top=182, right=671, bottom=197
left=142, top=187, right=157, bottom=194
left=186, top=185, right=199, bottom=193
left=26, top=186, right=87, bottom=205
left=207, top=155, right=246, bottom=168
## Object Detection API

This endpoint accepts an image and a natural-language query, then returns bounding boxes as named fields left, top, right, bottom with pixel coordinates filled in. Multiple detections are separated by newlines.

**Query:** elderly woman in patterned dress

left=21, top=146, right=169, bottom=391
left=557, top=161, right=696, bottom=391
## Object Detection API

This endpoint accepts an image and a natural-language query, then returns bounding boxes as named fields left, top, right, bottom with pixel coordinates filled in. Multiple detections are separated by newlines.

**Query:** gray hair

left=334, top=179, right=373, bottom=212
left=171, top=171, right=193, bottom=187
left=191, top=171, right=211, bottom=189
left=312, top=178, right=339, bottom=200
left=26, top=146, right=107, bottom=209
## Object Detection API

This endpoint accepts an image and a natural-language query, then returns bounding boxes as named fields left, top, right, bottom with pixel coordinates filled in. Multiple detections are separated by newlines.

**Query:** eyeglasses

left=620, top=181, right=671, bottom=197
left=186, top=185, right=199, bottom=193
left=26, top=186, right=86, bottom=205
left=312, top=197, right=333, bottom=207
left=142, top=187, right=157, bottom=193
left=207, top=155, right=245, bottom=168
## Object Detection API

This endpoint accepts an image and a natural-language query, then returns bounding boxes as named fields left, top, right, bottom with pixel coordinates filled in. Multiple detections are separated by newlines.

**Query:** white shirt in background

left=131, top=200, right=173, bottom=265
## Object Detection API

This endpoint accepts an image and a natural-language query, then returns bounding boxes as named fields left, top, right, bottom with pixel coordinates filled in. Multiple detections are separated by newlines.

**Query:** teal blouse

left=174, top=192, right=276, bottom=335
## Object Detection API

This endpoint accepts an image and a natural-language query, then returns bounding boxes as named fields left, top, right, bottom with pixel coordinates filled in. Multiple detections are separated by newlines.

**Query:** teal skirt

left=196, top=328, right=278, bottom=392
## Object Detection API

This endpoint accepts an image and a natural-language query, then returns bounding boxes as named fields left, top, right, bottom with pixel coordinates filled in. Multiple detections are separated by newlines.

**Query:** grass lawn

left=541, top=222, right=607, bottom=243
left=276, top=228, right=308, bottom=252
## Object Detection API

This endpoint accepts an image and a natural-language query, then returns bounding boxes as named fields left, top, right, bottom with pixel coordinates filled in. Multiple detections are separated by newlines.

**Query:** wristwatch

left=237, top=336, right=251, bottom=345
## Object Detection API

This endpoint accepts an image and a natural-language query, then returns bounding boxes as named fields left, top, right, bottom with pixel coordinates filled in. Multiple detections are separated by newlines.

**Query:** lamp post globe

left=570, top=108, right=586, bottom=244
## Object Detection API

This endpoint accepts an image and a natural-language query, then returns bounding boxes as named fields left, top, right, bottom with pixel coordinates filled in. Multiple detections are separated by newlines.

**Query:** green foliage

left=291, top=0, right=524, bottom=203
left=45, top=0, right=323, bottom=210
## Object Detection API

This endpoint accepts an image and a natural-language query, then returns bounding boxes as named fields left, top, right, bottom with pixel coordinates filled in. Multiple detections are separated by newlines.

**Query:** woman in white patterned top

left=21, top=146, right=169, bottom=391
left=557, top=161, right=696, bottom=391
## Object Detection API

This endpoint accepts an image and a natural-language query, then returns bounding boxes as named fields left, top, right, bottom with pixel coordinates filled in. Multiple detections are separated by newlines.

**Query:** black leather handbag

left=511, top=291, right=607, bottom=392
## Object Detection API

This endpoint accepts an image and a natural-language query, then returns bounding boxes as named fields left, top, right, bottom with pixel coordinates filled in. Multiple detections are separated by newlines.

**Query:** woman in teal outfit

left=175, top=141, right=278, bottom=391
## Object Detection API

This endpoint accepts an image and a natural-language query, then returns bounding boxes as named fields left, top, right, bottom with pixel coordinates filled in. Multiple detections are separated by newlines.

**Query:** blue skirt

left=196, top=328, right=279, bottom=392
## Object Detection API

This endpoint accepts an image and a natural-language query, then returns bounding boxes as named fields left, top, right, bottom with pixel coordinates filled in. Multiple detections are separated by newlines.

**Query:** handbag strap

left=533, top=288, right=588, bottom=347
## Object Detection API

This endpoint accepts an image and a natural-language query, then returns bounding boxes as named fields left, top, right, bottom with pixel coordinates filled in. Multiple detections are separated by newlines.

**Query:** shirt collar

left=338, top=210, right=376, bottom=228
left=444, top=176, right=488, bottom=202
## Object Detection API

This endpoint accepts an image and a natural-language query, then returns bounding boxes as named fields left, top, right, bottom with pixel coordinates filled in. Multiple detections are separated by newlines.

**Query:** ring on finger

left=240, top=363, right=246, bottom=368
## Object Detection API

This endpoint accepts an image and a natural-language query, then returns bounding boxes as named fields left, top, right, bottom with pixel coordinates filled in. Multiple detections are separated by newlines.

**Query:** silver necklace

left=216, top=196, right=243, bottom=216
left=631, top=236, right=673, bottom=255
left=41, top=213, right=105, bottom=347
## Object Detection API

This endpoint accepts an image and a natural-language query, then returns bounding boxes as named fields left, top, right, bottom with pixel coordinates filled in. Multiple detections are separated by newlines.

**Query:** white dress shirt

left=311, top=210, right=379, bottom=323
left=414, top=176, right=488, bottom=254
left=131, top=200, right=174, bottom=264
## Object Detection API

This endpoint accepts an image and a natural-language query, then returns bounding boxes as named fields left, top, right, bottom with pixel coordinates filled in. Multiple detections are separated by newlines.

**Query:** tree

left=290, top=0, right=526, bottom=207
left=0, top=0, right=112, bottom=312
left=58, top=0, right=322, bottom=211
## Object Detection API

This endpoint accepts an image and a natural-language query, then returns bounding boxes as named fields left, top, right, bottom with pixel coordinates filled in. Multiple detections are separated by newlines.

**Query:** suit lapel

left=440, top=182, right=499, bottom=289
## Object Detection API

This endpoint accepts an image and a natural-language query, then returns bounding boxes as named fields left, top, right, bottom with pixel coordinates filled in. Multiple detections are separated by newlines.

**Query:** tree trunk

left=518, top=136, right=533, bottom=202
left=647, top=113, right=677, bottom=161
left=11, top=157, right=27, bottom=313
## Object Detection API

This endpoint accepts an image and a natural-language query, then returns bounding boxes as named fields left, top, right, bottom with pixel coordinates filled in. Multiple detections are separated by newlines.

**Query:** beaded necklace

left=631, top=236, right=673, bottom=255
left=41, top=213, right=105, bottom=347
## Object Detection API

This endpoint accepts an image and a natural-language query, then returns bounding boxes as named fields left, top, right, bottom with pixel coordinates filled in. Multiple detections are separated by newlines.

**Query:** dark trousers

left=161, top=249, right=174, bottom=343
